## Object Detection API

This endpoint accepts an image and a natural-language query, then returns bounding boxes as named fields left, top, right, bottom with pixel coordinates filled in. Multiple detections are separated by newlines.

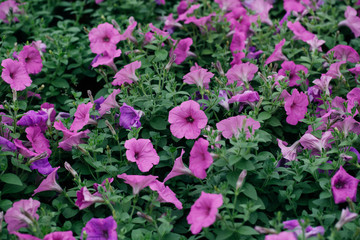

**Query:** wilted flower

left=112, top=61, right=141, bottom=86
left=277, top=139, right=300, bottom=161
left=331, top=166, right=359, bottom=204
left=124, top=138, right=159, bottom=172
left=119, top=103, right=144, bottom=129
left=236, top=170, right=247, bottom=190
left=335, top=208, right=358, bottom=230
left=163, top=149, right=192, bottom=182
left=75, top=187, right=105, bottom=210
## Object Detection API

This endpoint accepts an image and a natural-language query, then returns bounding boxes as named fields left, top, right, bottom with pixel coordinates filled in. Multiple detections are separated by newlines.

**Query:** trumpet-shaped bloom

left=265, top=232, right=297, bottom=240
left=89, top=23, right=121, bottom=54
left=112, top=61, right=141, bottom=86
left=1, top=58, right=32, bottom=91
left=331, top=166, right=359, bottom=204
left=33, top=167, right=62, bottom=195
left=283, top=0, right=310, bottom=13
left=216, top=115, right=260, bottom=139
left=277, top=139, right=300, bottom=161
left=43, top=231, right=75, bottom=240
left=226, top=62, right=258, bottom=87
left=306, top=36, right=326, bottom=52
left=149, top=180, right=183, bottom=209
left=54, top=120, right=91, bottom=151
left=12, top=232, right=40, bottom=240
left=265, top=39, right=288, bottom=65
left=163, top=149, right=192, bottom=182
left=287, top=21, right=315, bottom=42
left=4, top=198, right=40, bottom=233
left=17, top=110, right=48, bottom=131
left=228, top=90, right=260, bottom=104
left=284, top=89, right=309, bottom=125
left=98, top=89, right=121, bottom=116
left=187, top=192, right=223, bottom=234
left=125, top=138, right=159, bottom=172
left=230, top=31, right=246, bottom=54
left=117, top=174, right=158, bottom=195
left=0, top=136, right=16, bottom=152
left=119, top=17, right=137, bottom=43
left=278, top=61, right=308, bottom=87
left=335, top=208, right=358, bottom=230
left=81, top=216, right=117, bottom=240
left=119, top=103, right=144, bottom=129
left=326, top=61, right=346, bottom=80
left=70, top=102, right=94, bottom=132
left=313, top=74, right=333, bottom=96
left=75, top=186, right=104, bottom=210
left=189, top=138, right=213, bottom=179
left=173, top=38, right=194, bottom=64
left=183, top=66, right=214, bottom=89
left=327, top=45, right=360, bottom=63
left=349, top=64, right=360, bottom=79
left=168, top=100, right=208, bottom=139
left=299, top=131, right=333, bottom=153
left=0, top=0, right=20, bottom=23
left=91, top=49, right=121, bottom=71
left=18, top=46, right=43, bottom=74
left=338, top=6, right=360, bottom=38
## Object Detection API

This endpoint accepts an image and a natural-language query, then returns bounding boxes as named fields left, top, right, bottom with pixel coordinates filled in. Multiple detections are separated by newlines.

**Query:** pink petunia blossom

left=331, top=166, right=359, bottom=204
left=278, top=61, right=308, bottom=87
left=265, top=39, right=288, bottom=65
left=31, top=40, right=47, bottom=54
left=1, top=58, right=32, bottom=91
left=119, top=17, right=138, bottom=43
left=177, top=4, right=200, bottom=21
left=112, top=61, right=141, bottom=86
left=0, top=0, right=20, bottom=23
left=98, top=89, right=121, bottom=116
left=230, top=31, right=246, bottom=54
left=327, top=45, right=360, bottom=63
left=306, top=36, right=326, bottom=52
left=163, top=149, right=192, bottom=182
left=33, top=167, right=62, bottom=195
left=287, top=21, right=315, bottom=42
left=168, top=100, right=208, bottom=139
left=54, top=120, right=91, bottom=151
left=283, top=89, right=309, bottom=125
left=347, top=87, right=360, bottom=113
left=226, top=62, right=258, bottom=87
left=299, top=131, right=333, bottom=154
left=335, top=208, right=358, bottom=230
left=91, top=49, right=121, bottom=72
left=338, top=6, right=360, bottom=38
left=187, top=191, right=223, bottom=234
left=149, top=180, right=183, bottom=209
left=189, top=138, right=213, bottom=179
left=125, top=138, right=159, bottom=172
left=216, top=115, right=260, bottom=139
left=11, top=232, right=40, bottom=240
left=229, top=90, right=260, bottom=104
left=265, top=232, right=297, bottom=240
left=283, top=0, right=311, bottom=14
left=245, top=0, right=273, bottom=26
left=117, top=173, right=158, bottom=195
left=4, top=198, right=40, bottom=233
left=183, top=65, right=214, bottom=89
left=89, top=23, right=121, bottom=54
left=43, top=231, right=75, bottom=240
left=18, top=46, right=43, bottom=75
left=70, top=102, right=94, bottom=132
left=313, top=74, right=332, bottom=96
left=277, top=139, right=300, bottom=161
left=325, top=61, right=346, bottom=80
left=163, top=13, right=182, bottom=33
left=75, top=186, right=104, bottom=210
left=218, top=90, right=230, bottom=110
left=349, top=64, right=360, bottom=79
left=184, top=13, right=217, bottom=33
left=214, top=0, right=241, bottom=11
left=172, top=38, right=195, bottom=64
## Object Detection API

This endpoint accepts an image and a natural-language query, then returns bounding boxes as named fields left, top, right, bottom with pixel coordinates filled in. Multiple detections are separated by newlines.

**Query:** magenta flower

left=41, top=102, right=56, bottom=123
left=277, top=139, right=300, bottom=161
left=327, top=45, right=360, bottom=63
left=43, top=231, right=76, bottom=240
left=0, top=0, right=20, bottom=23
left=117, top=173, right=158, bottom=195
left=177, top=4, right=200, bottom=21
left=226, top=62, right=258, bottom=87
left=18, top=46, right=43, bottom=75
left=75, top=186, right=104, bottom=210
left=70, top=102, right=93, bottom=132
left=189, top=138, right=213, bottom=179
left=125, top=138, right=159, bottom=172
left=187, top=192, right=223, bottom=234
left=283, top=0, right=310, bottom=13
left=172, top=38, right=195, bottom=64
left=81, top=216, right=117, bottom=240
left=17, top=110, right=48, bottom=132
left=216, top=115, right=260, bottom=139
left=12, top=232, right=40, bottom=240
left=163, top=149, right=192, bottom=182
left=335, top=208, right=358, bottom=230
left=91, top=49, right=121, bottom=72
left=119, top=103, right=144, bottom=129
left=265, top=232, right=297, bottom=240
left=278, top=61, right=308, bottom=87
left=230, top=31, right=246, bottom=54
left=112, top=61, right=141, bottom=86
left=4, top=198, right=40, bottom=233
left=349, top=64, right=360, bottom=80
left=265, top=39, right=288, bottom=65
left=1, top=58, right=32, bottom=91
left=31, top=40, right=46, bottom=54
left=119, top=17, right=137, bottom=43
left=89, top=23, right=121, bottom=54
left=228, top=90, right=260, bottom=104
left=230, top=52, right=246, bottom=66
left=339, top=6, right=360, bottom=38
left=168, top=100, right=208, bottom=139
left=33, top=167, right=62, bottom=195
left=299, top=131, right=333, bottom=154
left=287, top=21, right=315, bottom=42
left=313, top=74, right=332, bottom=96
left=283, top=89, right=309, bottom=125
left=149, top=180, right=183, bottom=209
left=98, top=89, right=121, bottom=116
left=331, top=166, right=359, bottom=204
left=306, top=36, right=326, bottom=52
left=183, top=65, right=214, bottom=89
left=0, top=136, right=16, bottom=152
left=326, top=61, right=346, bottom=80
left=215, top=0, right=241, bottom=11
left=54, top=120, right=90, bottom=151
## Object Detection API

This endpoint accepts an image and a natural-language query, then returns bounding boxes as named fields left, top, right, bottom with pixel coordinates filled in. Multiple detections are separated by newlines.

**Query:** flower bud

left=87, top=90, right=94, bottom=105
left=64, top=162, right=78, bottom=178
left=137, top=211, right=153, bottom=223
left=236, top=170, right=247, bottom=190
left=29, top=152, right=49, bottom=164
left=335, top=208, right=358, bottom=230
left=165, top=54, right=177, bottom=72
left=105, top=120, right=116, bottom=135
left=254, top=226, right=277, bottom=234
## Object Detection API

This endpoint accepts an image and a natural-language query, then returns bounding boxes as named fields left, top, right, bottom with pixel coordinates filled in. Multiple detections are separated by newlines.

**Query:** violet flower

left=163, top=149, right=192, bottom=182
left=33, top=167, right=62, bottom=195
left=338, top=6, right=360, bottom=38
left=81, top=216, right=117, bottom=240
left=331, top=166, right=359, bottom=204
left=119, top=103, right=144, bottom=129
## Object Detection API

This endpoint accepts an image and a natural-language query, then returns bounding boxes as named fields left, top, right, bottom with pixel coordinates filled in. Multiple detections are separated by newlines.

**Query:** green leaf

left=154, top=49, right=168, bottom=62
left=258, top=112, right=271, bottom=122
left=52, top=79, right=70, bottom=88
left=268, top=117, right=281, bottom=127
left=237, top=226, right=259, bottom=235
left=150, top=116, right=168, bottom=130
left=243, top=183, right=258, bottom=200
left=62, top=208, right=79, bottom=219
left=1, top=173, right=22, bottom=186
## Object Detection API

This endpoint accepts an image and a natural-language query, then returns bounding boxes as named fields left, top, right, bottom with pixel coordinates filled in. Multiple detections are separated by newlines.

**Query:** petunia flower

left=228, top=90, right=260, bottom=104
left=230, top=52, right=246, bottom=66
left=89, top=23, right=121, bottom=54
left=119, top=103, right=144, bottom=129
left=331, top=166, right=359, bottom=204
left=265, top=39, right=288, bottom=65
left=81, top=216, right=117, bottom=240
left=177, top=4, right=200, bottom=21
left=306, top=36, right=326, bottom=52
left=119, top=17, right=138, bottom=43
left=31, top=40, right=46, bottom=55
left=98, top=89, right=121, bottom=116
left=43, top=231, right=76, bottom=240
left=245, top=0, right=273, bottom=26
left=347, top=87, right=360, bottom=113
left=91, top=49, right=121, bottom=72
left=277, top=139, right=300, bottom=161
left=75, top=186, right=104, bottom=210
left=168, top=100, right=208, bottom=139
left=187, top=191, right=223, bottom=234
left=1, top=58, right=32, bottom=91
left=313, top=74, right=333, bottom=96
left=33, top=167, right=62, bottom=195
left=18, top=46, right=43, bottom=75
left=149, top=180, right=183, bottom=209
left=112, top=61, right=141, bottom=86
left=54, top=120, right=91, bottom=151
left=125, top=138, right=159, bottom=172
left=163, top=149, right=192, bottom=182
left=172, top=38, right=195, bottom=64
left=0, top=0, right=20, bottom=23
left=41, top=102, right=56, bottom=123
left=184, top=13, right=216, bottom=33
left=214, top=0, right=241, bottom=11
left=189, top=138, right=213, bottom=179
left=327, top=45, right=360, bottom=63
left=299, top=131, right=333, bottom=154
left=278, top=61, right=308, bottom=87
left=183, top=65, right=214, bottom=89
left=0, top=136, right=16, bottom=152
left=325, top=61, right=346, bottom=80
left=4, top=198, right=40, bottom=233
left=287, top=21, right=315, bottom=42
left=163, top=13, right=182, bottom=33
left=17, top=110, right=48, bottom=132
left=335, top=208, right=358, bottom=230
left=216, top=115, right=260, bottom=139
left=11, top=232, right=40, bottom=240
left=283, top=89, right=309, bottom=125
left=265, top=231, right=297, bottom=240
left=226, top=62, right=258, bottom=88
left=349, top=64, right=360, bottom=80
left=117, top=173, right=158, bottom=195
left=70, top=102, right=94, bottom=132
left=218, top=90, right=230, bottom=110
left=338, top=6, right=360, bottom=38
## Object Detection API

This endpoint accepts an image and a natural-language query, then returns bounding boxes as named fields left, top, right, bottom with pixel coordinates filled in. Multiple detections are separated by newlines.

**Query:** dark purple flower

left=17, top=110, right=48, bottom=132
left=30, top=158, right=54, bottom=175
left=94, top=96, right=105, bottom=111
left=119, top=103, right=144, bottom=130
left=0, top=136, right=16, bottom=152
left=81, top=216, right=117, bottom=240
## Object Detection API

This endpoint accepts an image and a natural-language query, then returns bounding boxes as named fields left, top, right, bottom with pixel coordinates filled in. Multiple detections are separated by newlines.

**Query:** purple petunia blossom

left=0, top=136, right=16, bottom=152
left=81, top=216, right=117, bottom=240
left=283, top=89, right=309, bottom=125
left=119, top=103, right=144, bottom=129
left=33, top=167, right=62, bottom=195
left=331, top=166, right=359, bottom=204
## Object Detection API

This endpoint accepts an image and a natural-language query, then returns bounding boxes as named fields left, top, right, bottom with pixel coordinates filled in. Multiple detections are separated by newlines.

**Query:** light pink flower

left=177, top=4, right=201, bottom=21
left=265, top=39, right=288, bottom=65
left=331, top=166, right=359, bottom=204
left=91, top=49, right=121, bottom=72
left=278, top=61, right=308, bottom=87
left=112, top=61, right=141, bottom=86
left=75, top=186, right=104, bottom=210
left=284, top=89, right=309, bottom=125
left=183, top=65, right=214, bottom=89
left=168, top=100, right=208, bottom=139
left=18, top=46, right=43, bottom=75
left=299, top=131, right=333, bottom=153
left=335, top=208, right=358, bottom=230
left=70, top=102, right=93, bottom=132
left=187, top=191, right=223, bottom=234
left=33, top=167, right=62, bottom=195
left=31, top=40, right=47, bottom=54
left=306, top=36, right=325, bottom=52
left=125, top=138, right=159, bottom=172
left=347, top=87, right=360, bottom=113
left=246, top=0, right=273, bottom=26
left=333, top=116, right=360, bottom=137
left=172, top=38, right=195, bottom=64
left=1, top=58, right=32, bottom=91
left=119, top=17, right=138, bottom=43
left=216, top=115, right=260, bottom=139
left=327, top=45, right=360, bottom=63
left=117, top=173, right=158, bottom=195
left=98, top=89, right=121, bottom=116
left=54, top=120, right=91, bottom=151
left=189, top=138, right=213, bottom=179
left=283, top=0, right=310, bottom=14
left=149, top=180, right=183, bottom=209
left=313, top=74, right=332, bottom=96
left=277, top=139, right=300, bottom=161
left=338, top=6, right=360, bottom=38
left=4, top=198, right=40, bottom=233
left=214, top=0, right=241, bottom=11
left=226, top=62, right=258, bottom=87
left=228, top=90, right=260, bottom=104
left=26, top=126, right=51, bottom=155
left=43, top=231, right=75, bottom=240
left=89, top=23, right=121, bottom=54
left=163, top=149, right=192, bottom=182
left=164, top=13, right=182, bottom=32
left=265, top=232, right=297, bottom=240
left=325, top=61, right=346, bottom=80
left=287, top=21, right=315, bottom=42
left=0, top=0, right=20, bottom=23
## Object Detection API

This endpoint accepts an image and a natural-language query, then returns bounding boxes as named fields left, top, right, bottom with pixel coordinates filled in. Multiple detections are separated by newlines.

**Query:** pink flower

left=43, top=231, right=75, bottom=240
left=265, top=39, right=288, bottom=65
left=230, top=52, right=246, bottom=66
left=0, top=0, right=20, bottom=23
left=184, top=13, right=216, bottom=33
left=112, top=61, right=141, bottom=86
left=187, top=192, right=223, bottom=234
left=215, top=0, right=241, bottom=11
left=125, top=138, right=159, bottom=172
left=54, top=120, right=90, bottom=151
left=306, top=36, right=325, bottom=52
left=327, top=45, right=360, bottom=63
left=89, top=23, right=121, bottom=54
left=26, top=126, right=52, bottom=155
left=265, top=232, right=297, bottom=240
left=91, top=49, right=121, bottom=72
left=11, top=232, right=40, bottom=240
left=216, top=115, right=260, bottom=139
left=75, top=186, right=104, bottom=210
left=349, top=64, right=360, bottom=79
left=283, top=89, right=308, bottom=125
left=163, top=149, right=192, bottom=182
left=230, top=31, right=246, bottom=54
left=278, top=61, right=308, bottom=87
left=119, top=17, right=137, bottom=43
left=339, top=6, right=360, bottom=38
left=177, top=4, right=201, bottom=21
left=172, top=38, right=195, bottom=64
left=1, top=58, right=32, bottom=91
left=228, top=90, right=260, bottom=104
left=70, top=102, right=93, bottom=132
left=149, top=180, right=183, bottom=209
left=189, top=138, right=213, bottom=179
left=277, top=139, right=300, bottom=161
left=335, top=208, right=358, bottom=230
left=331, top=166, right=359, bottom=204
left=226, top=62, right=258, bottom=87
left=299, top=131, right=333, bottom=153
left=98, top=89, right=121, bottom=116
left=283, top=0, right=310, bottom=14
left=183, top=65, right=214, bottom=89
left=18, top=46, right=43, bottom=74
left=31, top=40, right=47, bottom=54
left=33, top=167, right=62, bottom=195
left=117, top=173, right=158, bottom=195
left=168, top=100, right=208, bottom=139
left=287, top=21, right=315, bottom=42
left=325, top=61, right=346, bottom=80
left=347, top=87, right=360, bottom=113
left=4, top=198, right=40, bottom=233
left=313, top=74, right=332, bottom=96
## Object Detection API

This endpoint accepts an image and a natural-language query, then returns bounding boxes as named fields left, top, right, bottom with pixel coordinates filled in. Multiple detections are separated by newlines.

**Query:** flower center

left=134, top=152, right=139, bottom=160
left=186, top=116, right=194, bottom=123
left=103, top=36, right=110, bottom=42
left=335, top=180, right=346, bottom=189
left=9, top=72, right=14, bottom=79
left=25, top=57, right=30, bottom=63
left=102, top=230, right=109, bottom=238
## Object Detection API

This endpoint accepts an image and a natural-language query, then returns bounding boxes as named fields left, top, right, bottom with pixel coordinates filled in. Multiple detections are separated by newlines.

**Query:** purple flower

left=43, top=231, right=75, bottom=240
left=119, top=103, right=144, bottom=130
left=331, top=166, right=359, bottom=204
left=17, top=110, right=48, bottom=132
left=81, top=216, right=117, bottom=240
left=335, top=208, right=358, bottom=230
left=0, top=136, right=16, bottom=152
left=75, top=187, right=104, bottom=210
left=33, top=167, right=62, bottom=195
left=94, top=96, right=105, bottom=111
